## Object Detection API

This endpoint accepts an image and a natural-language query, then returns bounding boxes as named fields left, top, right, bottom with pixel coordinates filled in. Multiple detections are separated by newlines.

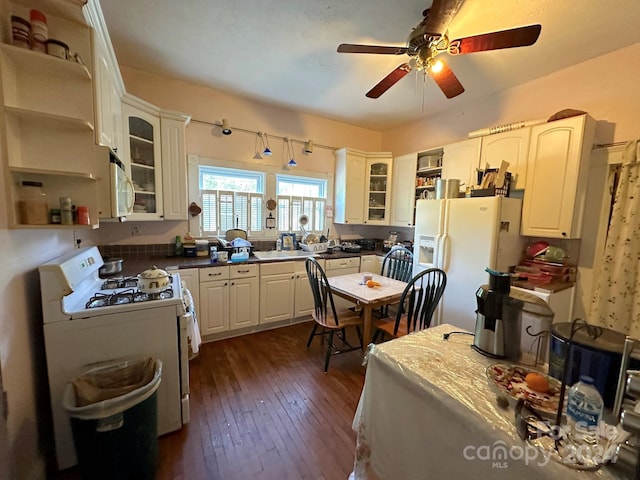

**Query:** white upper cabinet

left=122, top=96, right=164, bottom=220
left=364, top=153, right=393, bottom=225
left=334, top=148, right=392, bottom=225
left=121, top=95, right=190, bottom=221
left=390, top=152, right=418, bottom=227
left=160, top=111, right=191, bottom=220
left=480, top=128, right=531, bottom=190
left=334, top=148, right=366, bottom=224
left=84, top=1, right=124, bottom=155
left=442, top=137, right=482, bottom=192
left=521, top=114, right=596, bottom=239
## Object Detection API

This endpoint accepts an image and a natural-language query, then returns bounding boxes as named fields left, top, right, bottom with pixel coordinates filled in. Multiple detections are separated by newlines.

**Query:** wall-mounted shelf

left=11, top=222, right=99, bottom=230
left=5, top=106, right=94, bottom=131
left=9, top=166, right=98, bottom=180
left=0, top=43, right=91, bottom=80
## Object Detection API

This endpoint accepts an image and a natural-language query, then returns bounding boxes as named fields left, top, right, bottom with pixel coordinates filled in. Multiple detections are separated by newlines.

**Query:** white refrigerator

left=413, top=196, right=525, bottom=332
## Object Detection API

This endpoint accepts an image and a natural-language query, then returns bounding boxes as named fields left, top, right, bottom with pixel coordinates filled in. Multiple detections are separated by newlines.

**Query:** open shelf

left=5, top=105, right=94, bottom=131
left=9, top=166, right=98, bottom=180
left=0, top=43, right=91, bottom=80
left=10, top=222, right=99, bottom=230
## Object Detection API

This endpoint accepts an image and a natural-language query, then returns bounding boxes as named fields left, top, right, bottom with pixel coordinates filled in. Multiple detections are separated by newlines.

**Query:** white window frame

left=189, top=155, right=329, bottom=239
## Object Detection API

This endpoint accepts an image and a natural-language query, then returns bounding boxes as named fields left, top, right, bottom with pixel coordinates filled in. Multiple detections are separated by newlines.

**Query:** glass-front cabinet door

left=122, top=101, right=162, bottom=220
left=364, top=155, right=392, bottom=224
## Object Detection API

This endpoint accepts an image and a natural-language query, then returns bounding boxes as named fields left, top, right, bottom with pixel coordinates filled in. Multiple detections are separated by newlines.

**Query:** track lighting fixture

left=221, top=118, right=232, bottom=135
left=303, top=140, right=314, bottom=154
left=261, top=132, right=272, bottom=156
left=253, top=132, right=263, bottom=160
left=286, top=138, right=297, bottom=167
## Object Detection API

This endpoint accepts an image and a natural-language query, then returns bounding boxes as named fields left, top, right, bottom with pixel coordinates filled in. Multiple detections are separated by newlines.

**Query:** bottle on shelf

left=175, top=235, right=183, bottom=257
left=566, top=375, right=603, bottom=445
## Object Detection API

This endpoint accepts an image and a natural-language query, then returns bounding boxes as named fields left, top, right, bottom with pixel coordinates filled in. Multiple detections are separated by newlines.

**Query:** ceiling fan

left=337, top=0, right=541, bottom=99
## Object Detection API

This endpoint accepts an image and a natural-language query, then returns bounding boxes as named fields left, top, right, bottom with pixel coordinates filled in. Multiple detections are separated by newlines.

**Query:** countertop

left=106, top=249, right=386, bottom=278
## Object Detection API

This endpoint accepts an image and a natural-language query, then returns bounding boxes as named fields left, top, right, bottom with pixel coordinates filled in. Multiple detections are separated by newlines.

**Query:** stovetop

left=86, top=286, right=175, bottom=309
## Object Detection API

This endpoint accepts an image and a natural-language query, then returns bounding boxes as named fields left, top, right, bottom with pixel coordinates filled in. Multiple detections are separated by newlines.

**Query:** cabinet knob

left=562, top=232, right=568, bottom=237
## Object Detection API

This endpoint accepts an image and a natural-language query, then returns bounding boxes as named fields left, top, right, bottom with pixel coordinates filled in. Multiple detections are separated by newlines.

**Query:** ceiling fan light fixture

left=430, top=59, right=444, bottom=73
left=221, top=118, right=232, bottom=135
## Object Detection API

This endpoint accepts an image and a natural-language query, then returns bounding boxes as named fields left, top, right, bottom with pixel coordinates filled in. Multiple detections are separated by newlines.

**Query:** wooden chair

left=376, top=245, right=414, bottom=318
left=372, top=268, right=447, bottom=342
left=305, top=257, right=363, bottom=372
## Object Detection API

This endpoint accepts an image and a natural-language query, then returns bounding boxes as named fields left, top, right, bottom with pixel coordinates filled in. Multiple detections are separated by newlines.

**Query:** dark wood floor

left=51, top=321, right=366, bottom=479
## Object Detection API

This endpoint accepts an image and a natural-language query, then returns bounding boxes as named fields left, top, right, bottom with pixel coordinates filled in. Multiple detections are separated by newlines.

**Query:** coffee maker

left=473, top=268, right=554, bottom=362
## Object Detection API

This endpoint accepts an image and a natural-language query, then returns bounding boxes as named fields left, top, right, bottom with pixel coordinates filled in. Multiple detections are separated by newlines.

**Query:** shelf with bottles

left=9, top=170, right=99, bottom=229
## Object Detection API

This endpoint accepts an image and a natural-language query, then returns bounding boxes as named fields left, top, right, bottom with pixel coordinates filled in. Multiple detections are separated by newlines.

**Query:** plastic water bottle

left=566, top=375, right=603, bottom=445
left=276, top=238, right=282, bottom=252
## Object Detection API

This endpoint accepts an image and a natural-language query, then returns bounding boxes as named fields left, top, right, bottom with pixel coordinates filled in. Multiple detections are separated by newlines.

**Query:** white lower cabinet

left=325, top=257, right=360, bottom=311
left=260, top=262, right=296, bottom=325
left=294, top=259, right=325, bottom=318
left=229, top=265, right=259, bottom=330
left=198, top=264, right=259, bottom=335
left=360, top=255, right=383, bottom=275
left=199, top=266, right=230, bottom=335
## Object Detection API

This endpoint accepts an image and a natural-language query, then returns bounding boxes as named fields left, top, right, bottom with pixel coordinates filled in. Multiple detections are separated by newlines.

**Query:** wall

left=381, top=43, right=640, bottom=154
left=0, top=2, right=78, bottom=478
left=380, top=43, right=640, bottom=323
left=85, top=67, right=384, bottom=246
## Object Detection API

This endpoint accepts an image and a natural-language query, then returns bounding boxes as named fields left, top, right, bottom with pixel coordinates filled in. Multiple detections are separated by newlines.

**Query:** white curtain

left=591, top=139, right=640, bottom=336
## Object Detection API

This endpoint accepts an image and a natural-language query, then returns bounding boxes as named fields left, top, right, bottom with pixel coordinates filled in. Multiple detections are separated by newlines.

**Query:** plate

left=486, top=363, right=561, bottom=415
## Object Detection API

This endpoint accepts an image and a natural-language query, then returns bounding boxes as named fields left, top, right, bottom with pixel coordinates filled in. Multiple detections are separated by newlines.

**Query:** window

left=199, top=166, right=264, bottom=236
left=276, top=174, right=326, bottom=233
left=193, top=159, right=328, bottom=238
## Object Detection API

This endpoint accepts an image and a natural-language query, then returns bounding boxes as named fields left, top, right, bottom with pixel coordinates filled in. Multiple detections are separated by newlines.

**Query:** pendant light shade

left=286, top=138, right=297, bottom=167
left=253, top=132, right=263, bottom=160
left=261, top=132, right=272, bottom=156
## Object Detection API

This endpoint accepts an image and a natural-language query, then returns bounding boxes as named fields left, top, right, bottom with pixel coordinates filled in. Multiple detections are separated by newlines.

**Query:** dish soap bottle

left=175, top=235, right=183, bottom=257
left=566, top=375, right=603, bottom=445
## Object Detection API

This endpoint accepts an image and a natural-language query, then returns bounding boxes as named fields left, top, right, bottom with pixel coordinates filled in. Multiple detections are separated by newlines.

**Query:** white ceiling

left=100, top=0, right=640, bottom=131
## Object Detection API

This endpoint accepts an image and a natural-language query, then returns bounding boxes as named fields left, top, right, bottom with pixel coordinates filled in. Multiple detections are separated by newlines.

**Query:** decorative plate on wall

left=266, top=198, right=276, bottom=210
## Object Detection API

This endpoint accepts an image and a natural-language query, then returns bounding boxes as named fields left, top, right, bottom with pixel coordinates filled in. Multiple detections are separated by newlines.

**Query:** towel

left=182, top=281, right=202, bottom=355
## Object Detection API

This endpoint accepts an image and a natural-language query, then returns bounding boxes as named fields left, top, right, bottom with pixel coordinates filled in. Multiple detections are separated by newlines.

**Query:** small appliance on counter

left=356, top=238, right=377, bottom=251
left=383, top=231, right=398, bottom=252
left=473, top=268, right=554, bottom=362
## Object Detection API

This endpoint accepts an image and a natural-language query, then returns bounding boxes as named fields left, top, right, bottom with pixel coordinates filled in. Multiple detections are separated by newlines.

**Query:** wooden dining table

left=326, top=272, right=409, bottom=344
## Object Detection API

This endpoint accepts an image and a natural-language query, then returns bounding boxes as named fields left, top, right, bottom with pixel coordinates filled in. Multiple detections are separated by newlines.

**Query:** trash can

left=63, top=357, right=162, bottom=480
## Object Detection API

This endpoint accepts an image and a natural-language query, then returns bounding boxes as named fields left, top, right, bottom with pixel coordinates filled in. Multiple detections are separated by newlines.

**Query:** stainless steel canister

left=435, top=179, right=461, bottom=199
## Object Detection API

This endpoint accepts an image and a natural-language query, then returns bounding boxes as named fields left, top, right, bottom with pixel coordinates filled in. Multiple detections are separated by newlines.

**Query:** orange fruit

left=525, top=372, right=549, bottom=393
left=366, top=280, right=380, bottom=288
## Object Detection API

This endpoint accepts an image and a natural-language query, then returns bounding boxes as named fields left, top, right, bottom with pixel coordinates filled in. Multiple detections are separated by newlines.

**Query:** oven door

left=179, top=312, right=191, bottom=424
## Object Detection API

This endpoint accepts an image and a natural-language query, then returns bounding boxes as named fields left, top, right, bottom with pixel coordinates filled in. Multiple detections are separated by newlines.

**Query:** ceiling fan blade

left=421, top=0, right=465, bottom=35
left=431, top=60, right=464, bottom=98
left=366, top=63, right=412, bottom=98
left=449, top=24, right=542, bottom=55
left=337, top=44, right=408, bottom=55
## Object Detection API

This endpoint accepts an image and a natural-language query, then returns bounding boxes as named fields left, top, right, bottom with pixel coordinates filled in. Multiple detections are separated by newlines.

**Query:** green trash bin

left=63, top=357, right=162, bottom=480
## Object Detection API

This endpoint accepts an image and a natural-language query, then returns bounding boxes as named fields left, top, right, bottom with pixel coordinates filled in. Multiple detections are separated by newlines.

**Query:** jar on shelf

left=18, top=181, right=49, bottom=224
left=59, top=196, right=73, bottom=225
left=29, top=9, right=48, bottom=52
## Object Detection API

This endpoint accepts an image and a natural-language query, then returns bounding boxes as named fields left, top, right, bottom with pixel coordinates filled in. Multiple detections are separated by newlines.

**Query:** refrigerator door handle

left=440, top=233, right=450, bottom=271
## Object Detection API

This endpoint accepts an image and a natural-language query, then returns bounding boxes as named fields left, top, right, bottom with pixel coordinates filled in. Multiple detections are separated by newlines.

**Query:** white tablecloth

left=352, top=324, right=627, bottom=479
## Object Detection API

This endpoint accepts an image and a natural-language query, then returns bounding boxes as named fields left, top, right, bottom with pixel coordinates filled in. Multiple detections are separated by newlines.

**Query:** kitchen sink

left=253, top=250, right=315, bottom=261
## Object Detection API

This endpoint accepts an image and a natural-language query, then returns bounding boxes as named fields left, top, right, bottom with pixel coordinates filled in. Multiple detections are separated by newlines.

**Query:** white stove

left=39, top=246, right=191, bottom=471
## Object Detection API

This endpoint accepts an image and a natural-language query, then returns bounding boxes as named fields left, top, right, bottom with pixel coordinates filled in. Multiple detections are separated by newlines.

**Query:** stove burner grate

left=85, top=287, right=175, bottom=309
left=101, top=277, right=138, bottom=290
